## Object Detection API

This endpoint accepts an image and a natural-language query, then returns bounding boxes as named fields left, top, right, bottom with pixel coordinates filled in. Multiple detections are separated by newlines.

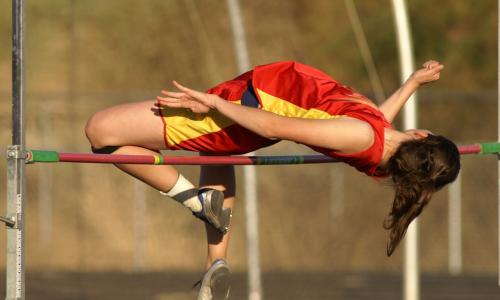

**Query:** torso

left=251, top=61, right=393, bottom=176
left=159, top=61, right=392, bottom=176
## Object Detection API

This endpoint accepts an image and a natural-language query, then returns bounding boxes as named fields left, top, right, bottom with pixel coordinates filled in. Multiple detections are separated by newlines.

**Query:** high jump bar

left=22, top=142, right=500, bottom=166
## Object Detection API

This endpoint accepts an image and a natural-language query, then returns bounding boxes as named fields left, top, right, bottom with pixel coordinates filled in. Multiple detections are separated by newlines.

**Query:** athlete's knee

left=199, top=164, right=236, bottom=197
left=85, top=111, right=115, bottom=149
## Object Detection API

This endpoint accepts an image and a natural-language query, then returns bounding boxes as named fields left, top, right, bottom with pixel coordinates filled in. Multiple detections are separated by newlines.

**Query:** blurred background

left=0, top=0, right=498, bottom=299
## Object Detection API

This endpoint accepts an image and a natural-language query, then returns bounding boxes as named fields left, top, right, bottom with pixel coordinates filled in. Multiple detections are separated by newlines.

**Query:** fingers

left=156, top=96, right=179, bottom=103
left=172, top=80, right=190, bottom=92
left=428, top=65, right=444, bottom=76
left=155, top=99, right=186, bottom=108
left=157, top=81, right=201, bottom=105
left=420, top=60, right=444, bottom=82
left=422, top=60, right=435, bottom=68
left=412, top=60, right=445, bottom=85
left=156, top=96, right=188, bottom=107
left=160, top=90, right=185, bottom=98
left=422, top=60, right=444, bottom=71
left=173, top=80, right=205, bottom=99
left=423, top=60, right=438, bottom=68
left=156, top=91, right=190, bottom=105
left=157, top=81, right=214, bottom=111
left=159, top=81, right=204, bottom=98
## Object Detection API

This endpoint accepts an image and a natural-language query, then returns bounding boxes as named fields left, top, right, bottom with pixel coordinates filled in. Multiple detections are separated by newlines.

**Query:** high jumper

left=84, top=59, right=459, bottom=299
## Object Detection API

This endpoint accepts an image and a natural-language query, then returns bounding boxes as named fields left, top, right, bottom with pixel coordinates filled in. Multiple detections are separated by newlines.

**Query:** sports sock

left=160, top=174, right=202, bottom=212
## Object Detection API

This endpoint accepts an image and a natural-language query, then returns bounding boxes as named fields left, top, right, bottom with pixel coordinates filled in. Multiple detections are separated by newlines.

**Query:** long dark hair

left=384, top=135, right=460, bottom=256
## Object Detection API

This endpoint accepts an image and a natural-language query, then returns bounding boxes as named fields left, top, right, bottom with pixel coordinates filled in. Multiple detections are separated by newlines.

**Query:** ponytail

left=384, top=135, right=460, bottom=256
left=383, top=180, right=433, bottom=256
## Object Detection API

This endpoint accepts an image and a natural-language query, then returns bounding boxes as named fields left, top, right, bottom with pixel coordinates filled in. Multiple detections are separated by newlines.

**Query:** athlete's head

left=384, top=134, right=460, bottom=256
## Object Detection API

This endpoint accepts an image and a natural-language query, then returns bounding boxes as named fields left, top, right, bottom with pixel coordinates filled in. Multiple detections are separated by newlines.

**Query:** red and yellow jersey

left=158, top=72, right=277, bottom=155
left=159, top=61, right=392, bottom=176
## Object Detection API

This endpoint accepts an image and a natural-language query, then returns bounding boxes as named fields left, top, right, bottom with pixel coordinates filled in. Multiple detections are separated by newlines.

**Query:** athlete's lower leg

left=199, top=164, right=235, bottom=269
left=110, top=145, right=179, bottom=191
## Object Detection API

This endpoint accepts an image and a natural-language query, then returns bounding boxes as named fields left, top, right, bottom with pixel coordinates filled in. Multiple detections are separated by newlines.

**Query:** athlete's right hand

left=410, top=60, right=444, bottom=86
left=156, top=81, right=218, bottom=114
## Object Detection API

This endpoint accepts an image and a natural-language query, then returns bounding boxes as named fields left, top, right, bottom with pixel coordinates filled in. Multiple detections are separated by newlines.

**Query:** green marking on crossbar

left=481, top=143, right=500, bottom=155
left=30, top=150, right=59, bottom=163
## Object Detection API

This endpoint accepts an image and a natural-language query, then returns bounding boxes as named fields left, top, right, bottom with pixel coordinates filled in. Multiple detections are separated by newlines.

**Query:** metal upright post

left=6, top=0, right=27, bottom=299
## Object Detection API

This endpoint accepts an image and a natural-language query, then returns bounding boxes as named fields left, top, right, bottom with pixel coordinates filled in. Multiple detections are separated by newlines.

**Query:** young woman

left=85, top=60, right=460, bottom=299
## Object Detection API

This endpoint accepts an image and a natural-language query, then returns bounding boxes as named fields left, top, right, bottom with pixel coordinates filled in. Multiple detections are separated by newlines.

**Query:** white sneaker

left=193, top=188, right=232, bottom=234
left=195, top=259, right=231, bottom=300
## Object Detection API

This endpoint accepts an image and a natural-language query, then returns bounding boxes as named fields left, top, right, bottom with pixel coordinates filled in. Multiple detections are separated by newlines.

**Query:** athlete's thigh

left=89, top=100, right=166, bottom=149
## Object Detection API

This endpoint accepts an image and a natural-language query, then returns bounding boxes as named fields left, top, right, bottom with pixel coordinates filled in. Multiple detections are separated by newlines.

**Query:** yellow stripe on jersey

left=256, top=88, right=342, bottom=120
left=162, top=100, right=241, bottom=147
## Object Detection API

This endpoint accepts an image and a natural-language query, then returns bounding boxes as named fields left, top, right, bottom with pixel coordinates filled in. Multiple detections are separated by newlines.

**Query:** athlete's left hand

left=411, top=60, right=444, bottom=86
left=156, top=81, right=217, bottom=114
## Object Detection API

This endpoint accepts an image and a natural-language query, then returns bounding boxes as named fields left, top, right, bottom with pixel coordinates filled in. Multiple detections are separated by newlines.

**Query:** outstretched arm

left=157, top=81, right=374, bottom=153
left=379, top=60, right=444, bottom=122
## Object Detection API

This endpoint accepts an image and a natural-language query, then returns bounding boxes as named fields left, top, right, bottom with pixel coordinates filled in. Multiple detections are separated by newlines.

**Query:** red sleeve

left=310, top=103, right=393, bottom=177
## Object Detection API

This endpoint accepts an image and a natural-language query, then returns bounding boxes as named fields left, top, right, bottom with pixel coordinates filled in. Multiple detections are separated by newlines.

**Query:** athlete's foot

left=194, top=259, right=231, bottom=300
left=193, top=188, right=232, bottom=234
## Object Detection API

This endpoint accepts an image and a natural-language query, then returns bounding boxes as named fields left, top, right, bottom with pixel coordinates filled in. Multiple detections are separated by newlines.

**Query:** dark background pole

left=12, top=0, right=25, bottom=145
